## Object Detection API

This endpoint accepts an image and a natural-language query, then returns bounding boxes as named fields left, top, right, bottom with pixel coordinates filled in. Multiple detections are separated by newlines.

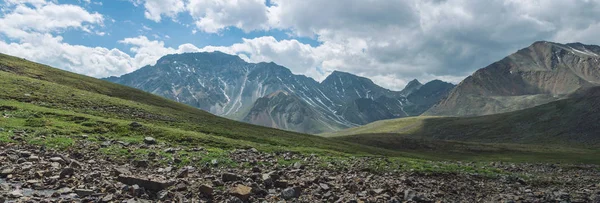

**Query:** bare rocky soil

left=1, top=136, right=600, bottom=203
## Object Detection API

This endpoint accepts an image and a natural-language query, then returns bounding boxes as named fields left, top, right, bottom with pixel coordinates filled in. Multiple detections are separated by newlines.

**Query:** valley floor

left=1, top=134, right=599, bottom=202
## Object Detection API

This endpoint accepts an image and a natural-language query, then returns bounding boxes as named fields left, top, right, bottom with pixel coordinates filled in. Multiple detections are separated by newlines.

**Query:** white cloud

left=140, top=0, right=185, bottom=22
left=0, top=1, right=103, bottom=38
left=186, top=0, right=270, bottom=33
left=0, top=33, right=136, bottom=77
left=3, top=0, right=600, bottom=91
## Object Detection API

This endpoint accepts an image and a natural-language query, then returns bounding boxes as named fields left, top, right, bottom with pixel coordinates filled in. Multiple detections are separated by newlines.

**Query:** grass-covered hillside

left=1, top=52, right=599, bottom=164
left=0, top=53, right=393, bottom=156
left=325, top=86, right=600, bottom=163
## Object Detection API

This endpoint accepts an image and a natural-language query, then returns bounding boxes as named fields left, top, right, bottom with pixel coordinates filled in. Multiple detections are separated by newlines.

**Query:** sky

left=1, top=0, right=600, bottom=90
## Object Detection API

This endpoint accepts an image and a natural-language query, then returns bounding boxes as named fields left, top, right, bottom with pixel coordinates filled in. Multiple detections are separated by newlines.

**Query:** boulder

left=117, top=175, right=174, bottom=191
left=229, top=185, right=252, bottom=201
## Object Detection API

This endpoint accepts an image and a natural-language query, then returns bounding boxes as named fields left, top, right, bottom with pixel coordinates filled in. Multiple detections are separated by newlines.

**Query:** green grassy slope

left=0, top=53, right=394, bottom=156
left=326, top=87, right=600, bottom=163
left=328, top=86, right=600, bottom=147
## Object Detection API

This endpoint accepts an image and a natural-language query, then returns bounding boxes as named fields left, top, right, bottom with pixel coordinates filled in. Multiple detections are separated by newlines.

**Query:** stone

left=19, top=151, right=32, bottom=157
left=27, top=155, right=39, bottom=161
left=49, top=157, right=65, bottom=164
left=133, top=160, right=149, bottom=168
left=57, top=187, right=73, bottom=194
left=227, top=196, right=244, bottom=203
left=222, top=172, right=240, bottom=182
left=320, top=183, right=330, bottom=191
left=293, top=162, right=303, bottom=169
left=101, top=141, right=112, bottom=147
left=74, top=189, right=94, bottom=197
left=163, top=148, right=177, bottom=153
left=199, top=184, right=214, bottom=197
left=130, top=122, right=143, bottom=128
left=101, top=194, right=114, bottom=203
left=117, top=141, right=130, bottom=147
left=117, top=175, right=175, bottom=191
left=281, top=187, right=299, bottom=200
left=114, top=167, right=132, bottom=176
left=404, top=189, right=416, bottom=201
left=60, top=167, right=75, bottom=178
left=0, top=168, right=13, bottom=177
left=143, top=137, right=157, bottom=145
left=229, top=185, right=252, bottom=201
left=177, top=168, right=188, bottom=178
left=275, top=180, right=288, bottom=188
left=8, top=190, right=24, bottom=198
left=211, top=159, right=218, bottom=165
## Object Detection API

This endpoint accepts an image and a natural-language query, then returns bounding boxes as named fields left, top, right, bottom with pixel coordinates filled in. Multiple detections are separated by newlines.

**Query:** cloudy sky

left=1, top=0, right=600, bottom=90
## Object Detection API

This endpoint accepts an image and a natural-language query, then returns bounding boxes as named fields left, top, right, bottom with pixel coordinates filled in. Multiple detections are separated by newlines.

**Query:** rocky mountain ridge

left=426, top=41, right=600, bottom=116
left=105, top=52, right=454, bottom=133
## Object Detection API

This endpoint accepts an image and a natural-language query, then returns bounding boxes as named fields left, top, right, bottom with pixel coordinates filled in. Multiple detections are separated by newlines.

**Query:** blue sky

left=55, top=0, right=320, bottom=56
left=0, top=0, right=599, bottom=90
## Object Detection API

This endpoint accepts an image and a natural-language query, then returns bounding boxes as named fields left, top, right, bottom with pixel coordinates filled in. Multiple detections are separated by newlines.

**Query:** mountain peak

left=322, top=70, right=374, bottom=85
left=400, top=79, right=423, bottom=95
left=156, top=51, right=243, bottom=65
left=406, top=79, right=422, bottom=87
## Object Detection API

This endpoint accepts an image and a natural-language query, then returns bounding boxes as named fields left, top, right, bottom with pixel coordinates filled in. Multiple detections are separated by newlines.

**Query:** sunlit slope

left=0, top=53, right=393, bottom=155
left=332, top=86, right=600, bottom=147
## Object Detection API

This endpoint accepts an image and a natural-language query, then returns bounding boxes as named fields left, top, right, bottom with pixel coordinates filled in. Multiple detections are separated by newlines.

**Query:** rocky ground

left=1, top=135, right=600, bottom=203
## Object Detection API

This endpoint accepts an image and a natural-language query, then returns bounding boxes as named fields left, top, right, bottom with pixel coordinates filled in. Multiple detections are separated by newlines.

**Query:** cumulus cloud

left=3, top=0, right=600, bottom=90
left=139, top=0, right=185, bottom=22
left=187, top=0, right=270, bottom=33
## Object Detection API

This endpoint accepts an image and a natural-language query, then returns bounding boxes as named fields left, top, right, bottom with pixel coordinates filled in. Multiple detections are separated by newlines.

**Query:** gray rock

left=57, top=187, right=73, bottom=194
left=281, top=187, right=299, bottom=200
left=27, top=155, right=39, bottom=161
left=101, top=194, right=114, bottom=203
left=163, top=148, right=177, bottom=153
left=320, top=183, right=330, bottom=191
left=19, top=151, right=32, bottom=157
left=117, top=175, right=175, bottom=191
left=229, top=185, right=252, bottom=201
left=143, top=137, right=157, bottom=145
left=222, top=173, right=240, bottom=182
left=0, top=168, right=13, bottom=177
left=74, top=189, right=94, bottom=197
left=60, top=167, right=75, bottom=178
left=49, top=157, right=65, bottom=164
left=101, top=141, right=112, bottom=147
left=130, top=122, right=143, bottom=128
left=133, top=160, right=149, bottom=168
left=8, top=190, right=23, bottom=198
left=114, top=167, right=132, bottom=176
left=404, top=189, right=416, bottom=201
left=227, top=196, right=244, bottom=203
left=199, top=184, right=213, bottom=197
left=293, top=162, right=303, bottom=169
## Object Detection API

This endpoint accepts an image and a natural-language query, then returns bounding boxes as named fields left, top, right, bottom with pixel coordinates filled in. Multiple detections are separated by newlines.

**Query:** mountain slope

left=242, top=91, right=345, bottom=134
left=105, top=52, right=454, bottom=133
left=0, top=52, right=393, bottom=155
left=329, top=86, right=600, bottom=147
left=426, top=41, right=600, bottom=116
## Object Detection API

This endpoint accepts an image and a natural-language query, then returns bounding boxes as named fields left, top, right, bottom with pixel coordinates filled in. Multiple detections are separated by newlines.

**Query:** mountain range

left=105, top=52, right=454, bottom=133
left=426, top=41, right=600, bottom=116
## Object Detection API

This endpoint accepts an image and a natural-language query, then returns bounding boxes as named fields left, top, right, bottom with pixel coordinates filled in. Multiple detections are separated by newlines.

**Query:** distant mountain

left=105, top=52, right=454, bottom=133
left=426, top=41, right=600, bottom=116
left=330, top=85, right=600, bottom=147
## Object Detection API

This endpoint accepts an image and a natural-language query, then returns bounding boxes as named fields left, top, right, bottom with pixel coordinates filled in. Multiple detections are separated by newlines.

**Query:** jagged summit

left=105, top=52, right=454, bottom=133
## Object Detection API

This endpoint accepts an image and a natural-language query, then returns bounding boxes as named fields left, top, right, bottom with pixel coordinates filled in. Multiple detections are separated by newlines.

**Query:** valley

left=1, top=41, right=600, bottom=202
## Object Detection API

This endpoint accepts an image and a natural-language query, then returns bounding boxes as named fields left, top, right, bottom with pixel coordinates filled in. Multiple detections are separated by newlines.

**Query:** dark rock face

left=427, top=41, right=600, bottom=116
left=105, top=52, right=454, bottom=133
